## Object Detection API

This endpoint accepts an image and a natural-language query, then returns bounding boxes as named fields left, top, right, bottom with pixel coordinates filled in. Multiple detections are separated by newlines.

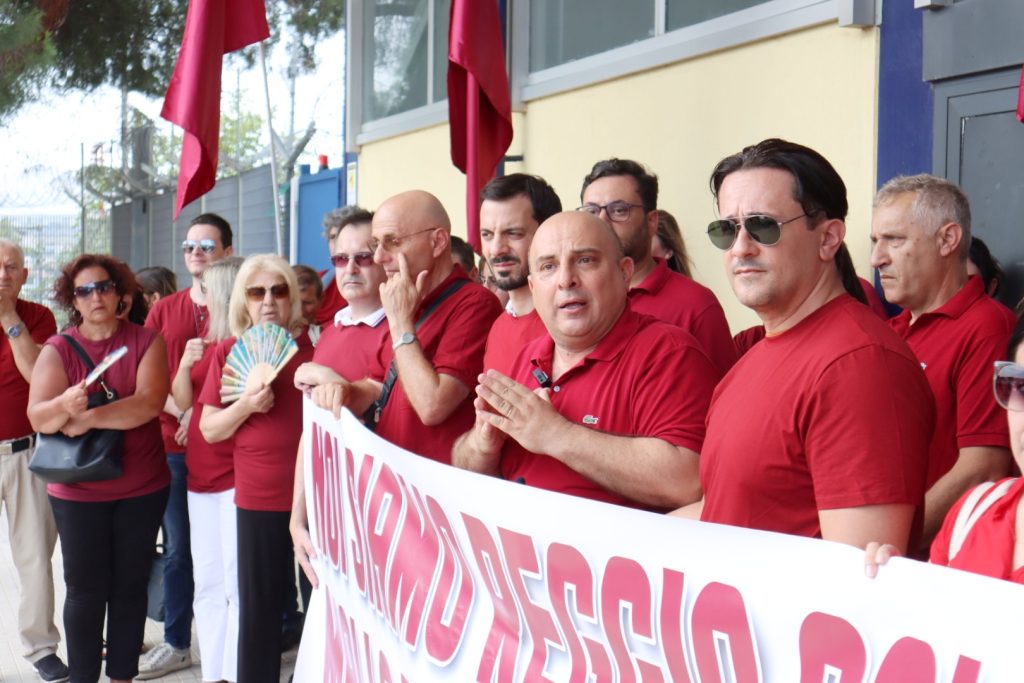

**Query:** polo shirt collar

left=628, top=258, right=669, bottom=297
left=897, top=275, right=985, bottom=329
left=528, top=305, right=639, bottom=381
left=334, top=305, right=386, bottom=328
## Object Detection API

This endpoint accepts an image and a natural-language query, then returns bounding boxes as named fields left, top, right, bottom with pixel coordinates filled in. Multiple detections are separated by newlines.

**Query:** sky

left=0, top=29, right=346, bottom=215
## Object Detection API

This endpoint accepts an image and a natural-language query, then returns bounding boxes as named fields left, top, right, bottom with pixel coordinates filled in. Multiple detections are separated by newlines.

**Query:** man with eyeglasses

left=871, top=174, right=1016, bottom=556
left=673, top=138, right=934, bottom=556
left=479, top=173, right=562, bottom=375
left=316, top=206, right=368, bottom=326
left=579, top=158, right=735, bottom=375
left=298, top=190, right=502, bottom=464
left=0, top=240, right=69, bottom=682
left=140, top=212, right=233, bottom=679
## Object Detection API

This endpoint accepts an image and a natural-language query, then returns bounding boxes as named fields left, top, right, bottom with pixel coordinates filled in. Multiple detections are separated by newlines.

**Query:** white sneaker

left=136, top=642, right=192, bottom=680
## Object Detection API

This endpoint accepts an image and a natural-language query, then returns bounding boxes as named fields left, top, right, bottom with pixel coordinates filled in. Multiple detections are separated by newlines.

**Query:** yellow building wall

left=355, top=21, right=880, bottom=332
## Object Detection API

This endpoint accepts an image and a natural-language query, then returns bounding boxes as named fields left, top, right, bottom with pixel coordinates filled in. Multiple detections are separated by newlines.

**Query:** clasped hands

left=469, top=370, right=563, bottom=457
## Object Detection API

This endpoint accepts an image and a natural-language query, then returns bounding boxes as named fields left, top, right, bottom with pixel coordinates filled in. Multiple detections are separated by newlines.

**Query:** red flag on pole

left=448, top=0, right=513, bottom=251
left=161, top=0, right=270, bottom=217
left=1017, top=65, right=1024, bottom=123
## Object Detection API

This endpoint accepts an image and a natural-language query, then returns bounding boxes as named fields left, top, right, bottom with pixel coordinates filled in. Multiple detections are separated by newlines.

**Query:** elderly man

left=0, top=239, right=67, bottom=682
left=299, top=190, right=502, bottom=464
left=580, top=158, right=735, bottom=375
left=675, top=139, right=934, bottom=554
left=315, top=206, right=370, bottom=326
left=479, top=173, right=562, bottom=374
left=871, top=174, right=1015, bottom=554
left=453, top=211, right=717, bottom=510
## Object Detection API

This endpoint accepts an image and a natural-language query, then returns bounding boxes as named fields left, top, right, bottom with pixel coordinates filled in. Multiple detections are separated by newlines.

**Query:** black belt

left=0, top=436, right=33, bottom=456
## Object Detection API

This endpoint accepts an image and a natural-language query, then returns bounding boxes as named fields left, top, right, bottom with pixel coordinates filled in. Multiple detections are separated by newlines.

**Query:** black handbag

left=29, top=334, right=125, bottom=484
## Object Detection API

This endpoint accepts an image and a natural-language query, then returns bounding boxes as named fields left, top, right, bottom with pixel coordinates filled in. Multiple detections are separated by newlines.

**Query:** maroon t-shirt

left=313, top=312, right=389, bottom=382
left=199, top=329, right=315, bottom=511
left=369, top=267, right=503, bottom=464
left=185, top=347, right=234, bottom=493
left=482, top=309, right=548, bottom=377
left=146, top=289, right=207, bottom=454
left=46, top=323, right=170, bottom=502
left=1, top=299, right=56, bottom=440
left=315, top=274, right=348, bottom=326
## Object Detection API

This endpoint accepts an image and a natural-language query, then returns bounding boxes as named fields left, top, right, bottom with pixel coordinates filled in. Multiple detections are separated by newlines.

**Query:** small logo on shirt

left=582, top=415, right=599, bottom=426
left=920, top=362, right=928, bottom=371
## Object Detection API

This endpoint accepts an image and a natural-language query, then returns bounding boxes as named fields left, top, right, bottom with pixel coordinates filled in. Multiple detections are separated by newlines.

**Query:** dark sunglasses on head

left=73, top=279, right=116, bottom=299
left=330, top=252, right=375, bottom=268
left=245, top=283, right=290, bottom=302
left=707, top=212, right=812, bottom=250
left=993, top=361, right=1024, bottom=411
left=182, top=239, right=217, bottom=254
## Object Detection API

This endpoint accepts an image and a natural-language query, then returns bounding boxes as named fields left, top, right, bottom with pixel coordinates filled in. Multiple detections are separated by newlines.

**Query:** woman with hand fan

left=170, top=256, right=243, bottom=683
left=197, top=255, right=313, bottom=683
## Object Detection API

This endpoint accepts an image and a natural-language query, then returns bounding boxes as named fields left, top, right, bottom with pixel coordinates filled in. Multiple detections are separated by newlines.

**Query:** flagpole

left=259, top=40, right=284, bottom=256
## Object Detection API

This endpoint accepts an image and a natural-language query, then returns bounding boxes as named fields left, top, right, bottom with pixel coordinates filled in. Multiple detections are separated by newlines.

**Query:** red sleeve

left=427, top=290, right=503, bottom=388
left=24, top=302, right=56, bottom=343
left=805, top=345, right=933, bottom=510
left=955, top=327, right=1013, bottom=450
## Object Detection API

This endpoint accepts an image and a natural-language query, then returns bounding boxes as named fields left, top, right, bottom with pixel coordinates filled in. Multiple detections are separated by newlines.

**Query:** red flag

left=448, top=0, right=513, bottom=251
left=161, top=0, right=270, bottom=217
left=1017, top=65, right=1024, bottom=123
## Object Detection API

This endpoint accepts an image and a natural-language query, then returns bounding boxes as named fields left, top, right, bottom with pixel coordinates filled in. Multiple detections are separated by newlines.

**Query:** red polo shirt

left=146, top=289, right=207, bottom=454
left=701, top=295, right=934, bottom=538
left=628, top=259, right=734, bottom=376
left=313, top=307, right=389, bottom=382
left=315, top=273, right=347, bottom=326
left=369, top=266, right=502, bottom=464
left=482, top=309, right=548, bottom=377
left=1, top=299, right=56, bottom=440
left=199, top=329, right=315, bottom=511
left=184, top=348, right=234, bottom=493
left=889, top=275, right=1015, bottom=486
left=500, top=306, right=717, bottom=511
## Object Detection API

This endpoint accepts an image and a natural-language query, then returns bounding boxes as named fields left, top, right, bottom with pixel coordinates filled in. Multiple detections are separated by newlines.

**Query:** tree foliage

left=0, top=2, right=55, bottom=123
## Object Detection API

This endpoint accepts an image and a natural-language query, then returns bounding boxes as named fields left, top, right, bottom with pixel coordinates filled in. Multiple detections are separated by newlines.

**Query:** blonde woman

left=198, top=255, right=313, bottom=683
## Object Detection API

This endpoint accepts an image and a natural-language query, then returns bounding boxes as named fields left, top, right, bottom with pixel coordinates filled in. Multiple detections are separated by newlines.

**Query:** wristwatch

left=5, top=323, right=23, bottom=339
left=392, top=331, right=417, bottom=351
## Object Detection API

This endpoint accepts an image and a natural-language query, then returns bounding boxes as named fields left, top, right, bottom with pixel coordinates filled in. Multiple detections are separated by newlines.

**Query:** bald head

left=375, top=190, right=452, bottom=233
left=371, top=190, right=454, bottom=282
left=529, top=211, right=624, bottom=266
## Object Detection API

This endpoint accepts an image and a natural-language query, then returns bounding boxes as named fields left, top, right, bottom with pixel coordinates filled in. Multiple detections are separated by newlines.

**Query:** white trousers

left=187, top=489, right=239, bottom=682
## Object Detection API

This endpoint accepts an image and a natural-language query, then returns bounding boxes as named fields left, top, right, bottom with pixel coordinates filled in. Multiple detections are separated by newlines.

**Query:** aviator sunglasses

left=993, top=361, right=1024, bottom=412
left=706, top=212, right=812, bottom=250
left=330, top=252, right=375, bottom=268
left=245, top=283, right=290, bottom=302
left=73, top=279, right=116, bottom=299
left=182, top=239, right=217, bottom=254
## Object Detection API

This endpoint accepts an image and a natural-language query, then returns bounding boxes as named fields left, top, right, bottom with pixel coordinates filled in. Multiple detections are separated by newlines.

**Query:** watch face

left=7, top=324, right=22, bottom=338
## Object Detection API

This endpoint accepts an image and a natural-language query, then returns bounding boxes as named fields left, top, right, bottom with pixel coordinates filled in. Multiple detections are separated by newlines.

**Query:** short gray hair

left=874, top=174, right=971, bottom=260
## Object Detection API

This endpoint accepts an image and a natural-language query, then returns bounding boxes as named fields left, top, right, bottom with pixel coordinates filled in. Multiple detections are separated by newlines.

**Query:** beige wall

left=355, top=22, right=880, bottom=332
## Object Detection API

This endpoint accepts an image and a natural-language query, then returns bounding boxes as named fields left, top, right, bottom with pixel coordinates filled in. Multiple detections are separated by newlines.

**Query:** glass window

left=666, top=0, right=769, bottom=31
left=363, top=0, right=430, bottom=122
left=433, top=0, right=451, bottom=103
left=529, top=0, right=654, bottom=71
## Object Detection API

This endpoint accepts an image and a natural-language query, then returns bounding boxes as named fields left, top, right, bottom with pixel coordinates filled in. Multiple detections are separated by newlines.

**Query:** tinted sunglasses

left=74, top=279, right=116, bottom=299
left=245, top=283, right=290, bottom=302
left=707, top=213, right=811, bottom=250
left=993, top=361, right=1024, bottom=411
left=330, top=252, right=375, bottom=268
left=182, top=239, right=217, bottom=254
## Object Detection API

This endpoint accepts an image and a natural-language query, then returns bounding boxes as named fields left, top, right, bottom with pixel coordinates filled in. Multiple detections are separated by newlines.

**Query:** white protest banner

left=293, top=402, right=1024, bottom=682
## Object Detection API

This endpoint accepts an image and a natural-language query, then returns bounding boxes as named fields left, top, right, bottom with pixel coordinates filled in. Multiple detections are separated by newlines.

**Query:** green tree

left=0, top=2, right=55, bottom=123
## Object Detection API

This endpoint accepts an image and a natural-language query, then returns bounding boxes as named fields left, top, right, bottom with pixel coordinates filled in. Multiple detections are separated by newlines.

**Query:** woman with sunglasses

left=27, top=254, right=170, bottom=683
left=198, top=254, right=313, bottom=683
left=865, top=314, right=1024, bottom=582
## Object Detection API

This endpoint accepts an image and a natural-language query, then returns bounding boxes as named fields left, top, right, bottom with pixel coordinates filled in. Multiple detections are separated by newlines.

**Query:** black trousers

left=50, top=487, right=169, bottom=683
left=237, top=507, right=291, bottom=683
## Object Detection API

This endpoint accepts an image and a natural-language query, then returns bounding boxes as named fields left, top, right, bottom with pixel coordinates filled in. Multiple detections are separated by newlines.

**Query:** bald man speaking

left=453, top=211, right=717, bottom=511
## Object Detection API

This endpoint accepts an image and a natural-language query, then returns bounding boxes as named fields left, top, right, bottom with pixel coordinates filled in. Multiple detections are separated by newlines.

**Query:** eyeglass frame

left=993, top=361, right=1024, bottom=411
left=706, top=212, right=814, bottom=250
left=368, top=227, right=439, bottom=253
left=576, top=201, right=646, bottom=223
left=182, top=239, right=218, bottom=254
left=244, top=283, right=291, bottom=302
left=73, top=279, right=117, bottom=299
left=330, top=252, right=376, bottom=268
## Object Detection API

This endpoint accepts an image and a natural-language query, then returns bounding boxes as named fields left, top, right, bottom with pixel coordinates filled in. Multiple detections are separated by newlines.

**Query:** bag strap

left=365, top=278, right=470, bottom=428
left=948, top=478, right=1016, bottom=561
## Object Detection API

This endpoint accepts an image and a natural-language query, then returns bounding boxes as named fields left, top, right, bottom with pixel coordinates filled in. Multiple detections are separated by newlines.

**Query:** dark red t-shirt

left=199, top=329, right=314, bottom=511
left=501, top=307, right=717, bottom=511
left=369, top=267, right=502, bottom=464
left=185, top=347, right=234, bottom=493
left=315, top=274, right=348, bottom=326
left=628, top=259, right=735, bottom=376
left=146, top=289, right=207, bottom=454
left=482, top=309, right=548, bottom=377
left=47, top=323, right=170, bottom=502
left=701, top=295, right=934, bottom=538
left=313, top=309, right=389, bottom=382
left=1, top=299, right=56, bottom=440
left=889, top=276, right=1015, bottom=487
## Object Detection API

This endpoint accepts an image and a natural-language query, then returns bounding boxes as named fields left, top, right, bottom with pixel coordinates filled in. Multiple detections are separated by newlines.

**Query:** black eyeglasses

left=993, top=361, right=1024, bottom=411
left=707, top=213, right=812, bottom=250
left=245, top=283, right=290, bottom=302
left=577, top=201, right=644, bottom=223
left=74, top=279, right=116, bottom=299
left=330, top=252, right=375, bottom=268
left=182, top=239, right=217, bottom=254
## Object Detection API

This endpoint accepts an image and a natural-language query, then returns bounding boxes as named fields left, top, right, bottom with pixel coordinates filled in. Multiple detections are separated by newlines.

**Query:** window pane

left=529, top=0, right=654, bottom=71
left=363, top=0, right=429, bottom=122
left=666, top=0, right=769, bottom=31
left=433, top=0, right=451, bottom=103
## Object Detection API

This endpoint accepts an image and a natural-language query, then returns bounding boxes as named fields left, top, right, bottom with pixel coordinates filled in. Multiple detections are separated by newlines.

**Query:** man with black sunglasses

left=579, top=158, right=735, bottom=376
left=673, top=139, right=934, bottom=557
left=140, top=213, right=233, bottom=679
left=871, top=174, right=1016, bottom=556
